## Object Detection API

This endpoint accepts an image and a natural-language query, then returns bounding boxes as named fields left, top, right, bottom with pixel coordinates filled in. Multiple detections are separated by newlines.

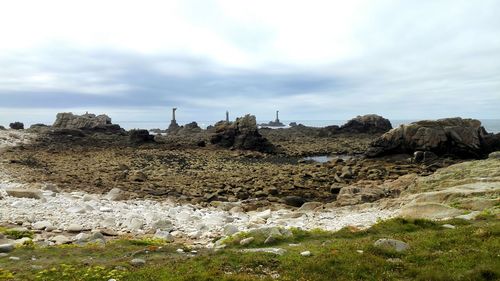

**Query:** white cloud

left=0, top=0, right=499, bottom=124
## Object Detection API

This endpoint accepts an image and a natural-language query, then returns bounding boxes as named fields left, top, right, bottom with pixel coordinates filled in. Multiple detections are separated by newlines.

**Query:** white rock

left=32, top=220, right=53, bottom=230
left=14, top=237, right=32, bottom=246
left=105, top=188, right=127, bottom=201
left=300, top=251, right=312, bottom=256
left=67, top=224, right=83, bottom=233
left=51, top=235, right=71, bottom=245
left=240, top=237, right=255, bottom=246
left=442, top=224, right=456, bottom=229
left=241, top=248, right=286, bottom=255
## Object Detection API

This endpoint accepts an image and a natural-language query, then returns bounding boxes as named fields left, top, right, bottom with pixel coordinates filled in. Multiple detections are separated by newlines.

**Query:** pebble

left=176, top=249, right=185, bottom=253
left=9, top=256, right=20, bottom=261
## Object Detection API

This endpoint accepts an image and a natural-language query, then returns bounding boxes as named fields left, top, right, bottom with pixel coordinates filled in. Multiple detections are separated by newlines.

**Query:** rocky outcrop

left=0, top=125, right=5, bottom=130
left=129, top=129, right=154, bottom=144
left=170, top=122, right=202, bottom=135
left=339, top=114, right=392, bottom=134
left=482, top=133, right=500, bottom=154
left=52, top=113, right=123, bottom=133
left=9, top=122, right=24, bottom=130
left=210, top=115, right=276, bottom=153
left=368, top=118, right=488, bottom=158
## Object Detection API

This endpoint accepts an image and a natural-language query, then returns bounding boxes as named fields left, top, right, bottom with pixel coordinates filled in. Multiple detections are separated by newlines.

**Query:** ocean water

left=118, top=119, right=500, bottom=134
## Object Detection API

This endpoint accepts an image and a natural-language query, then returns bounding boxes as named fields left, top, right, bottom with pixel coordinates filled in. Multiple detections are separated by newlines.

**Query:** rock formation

left=0, top=125, right=5, bottom=130
left=9, top=122, right=24, bottom=130
left=129, top=129, right=155, bottom=144
left=52, top=113, right=123, bottom=133
left=367, top=117, right=488, bottom=158
left=339, top=114, right=392, bottom=134
left=210, top=114, right=276, bottom=153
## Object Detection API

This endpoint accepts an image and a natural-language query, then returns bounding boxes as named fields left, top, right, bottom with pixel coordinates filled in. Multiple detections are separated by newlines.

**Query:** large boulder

left=368, top=118, right=488, bottom=158
left=339, top=114, right=392, bottom=134
left=210, top=115, right=276, bottom=153
left=52, top=112, right=123, bottom=133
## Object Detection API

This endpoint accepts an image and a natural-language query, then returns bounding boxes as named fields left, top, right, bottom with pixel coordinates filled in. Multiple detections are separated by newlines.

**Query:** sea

left=117, top=119, right=500, bottom=134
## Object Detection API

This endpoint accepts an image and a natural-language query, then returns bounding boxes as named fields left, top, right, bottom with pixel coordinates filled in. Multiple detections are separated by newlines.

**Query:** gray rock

left=0, top=244, right=14, bottom=253
left=74, top=233, right=91, bottom=243
left=154, top=230, right=174, bottom=242
left=282, top=196, right=306, bottom=207
left=5, top=188, right=43, bottom=199
left=51, top=235, right=71, bottom=245
left=152, top=219, right=174, bottom=232
left=489, top=151, right=500, bottom=159
left=368, top=118, right=487, bottom=158
left=239, top=237, right=255, bottom=246
left=52, top=112, right=122, bottom=133
left=400, top=203, right=463, bottom=220
left=374, top=239, right=409, bottom=252
left=104, top=188, right=127, bottom=201
left=130, top=258, right=146, bottom=266
left=129, top=218, right=144, bottom=231
left=298, top=202, right=323, bottom=212
left=340, top=114, right=392, bottom=134
left=442, top=224, right=456, bottom=229
left=67, top=224, right=83, bottom=233
left=223, top=225, right=239, bottom=236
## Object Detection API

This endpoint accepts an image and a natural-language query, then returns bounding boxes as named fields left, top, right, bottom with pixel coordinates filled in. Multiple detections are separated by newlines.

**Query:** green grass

left=0, top=217, right=499, bottom=281
left=0, top=227, right=34, bottom=239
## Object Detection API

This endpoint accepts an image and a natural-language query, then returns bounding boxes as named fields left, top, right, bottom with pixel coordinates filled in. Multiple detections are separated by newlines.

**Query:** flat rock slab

left=374, top=239, right=409, bottom=252
left=399, top=203, right=464, bottom=220
left=240, top=248, right=286, bottom=255
left=5, top=188, right=43, bottom=199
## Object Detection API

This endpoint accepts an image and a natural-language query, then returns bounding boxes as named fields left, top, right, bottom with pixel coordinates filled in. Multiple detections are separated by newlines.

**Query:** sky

left=0, top=0, right=499, bottom=127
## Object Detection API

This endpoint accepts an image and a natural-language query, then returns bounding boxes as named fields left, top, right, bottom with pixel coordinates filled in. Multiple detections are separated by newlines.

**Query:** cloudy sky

left=0, top=0, right=499, bottom=127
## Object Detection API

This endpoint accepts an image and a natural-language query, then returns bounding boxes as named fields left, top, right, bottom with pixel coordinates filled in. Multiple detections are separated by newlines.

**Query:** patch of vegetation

left=1, top=228, right=34, bottom=239
left=0, top=217, right=498, bottom=281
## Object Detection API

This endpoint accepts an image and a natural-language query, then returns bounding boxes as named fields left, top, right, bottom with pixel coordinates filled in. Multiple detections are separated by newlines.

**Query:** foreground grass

left=1, top=216, right=499, bottom=281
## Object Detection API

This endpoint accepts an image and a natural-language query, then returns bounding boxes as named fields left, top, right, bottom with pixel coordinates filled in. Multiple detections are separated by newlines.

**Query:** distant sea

left=117, top=119, right=500, bottom=134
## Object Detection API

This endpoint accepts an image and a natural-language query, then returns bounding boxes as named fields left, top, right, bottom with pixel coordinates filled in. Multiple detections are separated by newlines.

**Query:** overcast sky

left=0, top=0, right=499, bottom=126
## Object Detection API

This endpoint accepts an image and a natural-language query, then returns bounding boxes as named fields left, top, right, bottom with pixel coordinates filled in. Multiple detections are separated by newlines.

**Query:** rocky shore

left=1, top=113, right=499, bottom=250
